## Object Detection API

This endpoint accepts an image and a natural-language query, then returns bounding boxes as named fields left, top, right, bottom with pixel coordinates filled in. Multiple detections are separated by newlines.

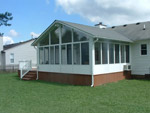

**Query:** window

left=61, top=44, right=72, bottom=64
left=95, top=42, right=101, bottom=64
left=10, top=53, right=14, bottom=63
left=81, top=43, right=89, bottom=65
left=39, top=34, right=49, bottom=46
left=39, top=48, right=44, bottom=64
left=73, top=30, right=88, bottom=42
left=44, top=47, right=49, bottom=64
left=55, top=46, right=59, bottom=64
left=102, top=43, right=108, bottom=64
left=109, top=43, right=114, bottom=64
left=115, top=44, right=119, bottom=63
left=141, top=44, right=147, bottom=55
left=126, top=45, right=130, bottom=63
left=121, top=45, right=125, bottom=63
left=61, top=26, right=72, bottom=43
left=67, top=44, right=72, bottom=64
left=50, top=46, right=54, bottom=64
left=73, top=44, right=80, bottom=64
left=61, top=45, right=67, bottom=64
left=51, top=26, right=59, bottom=45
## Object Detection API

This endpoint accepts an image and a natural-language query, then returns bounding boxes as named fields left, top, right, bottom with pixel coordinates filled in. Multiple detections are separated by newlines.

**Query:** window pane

left=81, top=43, right=89, bottom=65
left=109, top=43, right=114, bottom=64
left=62, top=26, right=72, bottom=43
left=73, top=44, right=80, bottom=65
left=10, top=53, right=14, bottom=63
left=67, top=44, right=72, bottom=64
left=141, top=44, right=147, bottom=49
left=61, top=45, right=67, bottom=64
left=10, top=59, right=14, bottom=63
left=44, top=47, right=49, bottom=64
left=95, top=42, right=101, bottom=64
left=55, top=46, right=59, bottom=64
left=39, top=48, right=44, bottom=64
left=51, top=26, right=59, bottom=45
left=126, top=45, right=130, bottom=63
left=73, top=30, right=88, bottom=42
left=102, top=43, right=108, bottom=64
left=50, top=46, right=54, bottom=64
left=39, top=34, right=49, bottom=46
left=141, top=44, right=147, bottom=55
left=141, top=50, right=147, bottom=55
left=115, top=44, right=119, bottom=63
left=121, top=45, right=125, bottom=63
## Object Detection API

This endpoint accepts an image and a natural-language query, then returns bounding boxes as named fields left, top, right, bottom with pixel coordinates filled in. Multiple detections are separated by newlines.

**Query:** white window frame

left=141, top=44, right=147, bottom=56
left=10, top=53, right=14, bottom=64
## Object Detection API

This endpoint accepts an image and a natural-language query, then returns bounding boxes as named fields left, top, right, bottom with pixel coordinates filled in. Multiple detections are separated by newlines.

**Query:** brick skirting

left=38, top=71, right=92, bottom=86
left=94, top=71, right=131, bottom=86
left=18, top=70, right=131, bottom=86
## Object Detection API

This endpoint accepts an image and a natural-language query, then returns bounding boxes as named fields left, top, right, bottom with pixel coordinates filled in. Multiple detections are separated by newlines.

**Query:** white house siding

left=131, top=39, right=150, bottom=75
left=94, top=64, right=128, bottom=75
left=0, top=37, right=3, bottom=68
left=38, top=65, right=91, bottom=74
left=5, top=40, right=37, bottom=66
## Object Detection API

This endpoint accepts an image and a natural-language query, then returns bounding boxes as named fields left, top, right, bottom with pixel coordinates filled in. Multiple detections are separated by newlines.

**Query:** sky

left=1, top=0, right=150, bottom=45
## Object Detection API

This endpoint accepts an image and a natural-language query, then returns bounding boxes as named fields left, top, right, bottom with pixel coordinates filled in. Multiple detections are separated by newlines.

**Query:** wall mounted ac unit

left=123, top=65, right=131, bottom=71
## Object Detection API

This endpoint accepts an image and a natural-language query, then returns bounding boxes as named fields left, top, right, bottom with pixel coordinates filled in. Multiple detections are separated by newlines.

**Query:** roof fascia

left=94, top=36, right=133, bottom=43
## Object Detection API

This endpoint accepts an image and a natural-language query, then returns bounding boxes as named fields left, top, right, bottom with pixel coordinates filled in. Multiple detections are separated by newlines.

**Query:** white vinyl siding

left=131, top=40, right=150, bottom=75
left=5, top=40, right=36, bottom=66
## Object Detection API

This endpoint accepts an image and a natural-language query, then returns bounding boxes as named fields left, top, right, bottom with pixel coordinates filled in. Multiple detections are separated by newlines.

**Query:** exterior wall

left=38, top=65, right=91, bottom=75
left=5, top=40, right=37, bottom=66
left=131, top=39, right=150, bottom=75
left=38, top=71, right=91, bottom=86
left=94, top=63, right=128, bottom=75
left=23, top=70, right=130, bottom=86
left=94, top=71, right=131, bottom=86
left=37, top=71, right=131, bottom=86
left=0, top=37, right=3, bottom=68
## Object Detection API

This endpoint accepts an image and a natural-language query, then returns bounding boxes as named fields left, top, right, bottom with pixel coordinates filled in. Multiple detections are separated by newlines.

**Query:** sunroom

left=32, top=20, right=132, bottom=86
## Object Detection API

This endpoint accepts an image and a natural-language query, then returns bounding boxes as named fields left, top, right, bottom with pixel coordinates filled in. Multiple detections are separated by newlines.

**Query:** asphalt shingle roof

left=58, top=20, right=132, bottom=42
left=32, top=20, right=150, bottom=46
left=3, top=38, right=36, bottom=51
left=110, top=21, right=150, bottom=41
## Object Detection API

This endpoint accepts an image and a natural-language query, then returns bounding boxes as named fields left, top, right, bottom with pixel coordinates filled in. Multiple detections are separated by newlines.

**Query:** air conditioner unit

left=123, top=65, right=131, bottom=71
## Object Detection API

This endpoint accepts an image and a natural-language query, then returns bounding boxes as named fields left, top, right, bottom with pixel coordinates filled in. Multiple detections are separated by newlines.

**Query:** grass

left=0, top=73, right=150, bottom=113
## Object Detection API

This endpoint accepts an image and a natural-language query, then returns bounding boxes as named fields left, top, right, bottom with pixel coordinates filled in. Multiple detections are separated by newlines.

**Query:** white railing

left=19, top=60, right=32, bottom=79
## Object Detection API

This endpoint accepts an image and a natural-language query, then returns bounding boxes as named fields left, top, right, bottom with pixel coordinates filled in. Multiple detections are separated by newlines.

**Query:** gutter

left=91, top=38, right=99, bottom=87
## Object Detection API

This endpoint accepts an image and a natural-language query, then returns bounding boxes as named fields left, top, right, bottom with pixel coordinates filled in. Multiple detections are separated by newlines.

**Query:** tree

left=0, top=12, right=13, bottom=37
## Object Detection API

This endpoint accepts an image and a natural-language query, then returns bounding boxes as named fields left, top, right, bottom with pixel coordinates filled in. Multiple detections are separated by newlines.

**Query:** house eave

left=94, top=36, right=133, bottom=43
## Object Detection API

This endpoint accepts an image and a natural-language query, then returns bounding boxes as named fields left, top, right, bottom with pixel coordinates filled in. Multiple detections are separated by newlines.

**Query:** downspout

left=91, top=38, right=99, bottom=87
left=34, top=46, right=38, bottom=80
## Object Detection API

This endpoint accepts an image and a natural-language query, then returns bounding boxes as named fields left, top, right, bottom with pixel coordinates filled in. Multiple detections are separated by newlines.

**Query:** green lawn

left=0, top=73, right=150, bottom=113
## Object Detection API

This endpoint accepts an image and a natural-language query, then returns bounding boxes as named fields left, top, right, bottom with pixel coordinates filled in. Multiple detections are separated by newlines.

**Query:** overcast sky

left=1, top=0, right=150, bottom=45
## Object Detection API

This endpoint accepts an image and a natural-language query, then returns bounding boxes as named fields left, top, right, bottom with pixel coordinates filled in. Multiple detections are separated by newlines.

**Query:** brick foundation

left=18, top=70, right=131, bottom=86
left=38, top=71, right=92, bottom=86
left=94, top=71, right=131, bottom=86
